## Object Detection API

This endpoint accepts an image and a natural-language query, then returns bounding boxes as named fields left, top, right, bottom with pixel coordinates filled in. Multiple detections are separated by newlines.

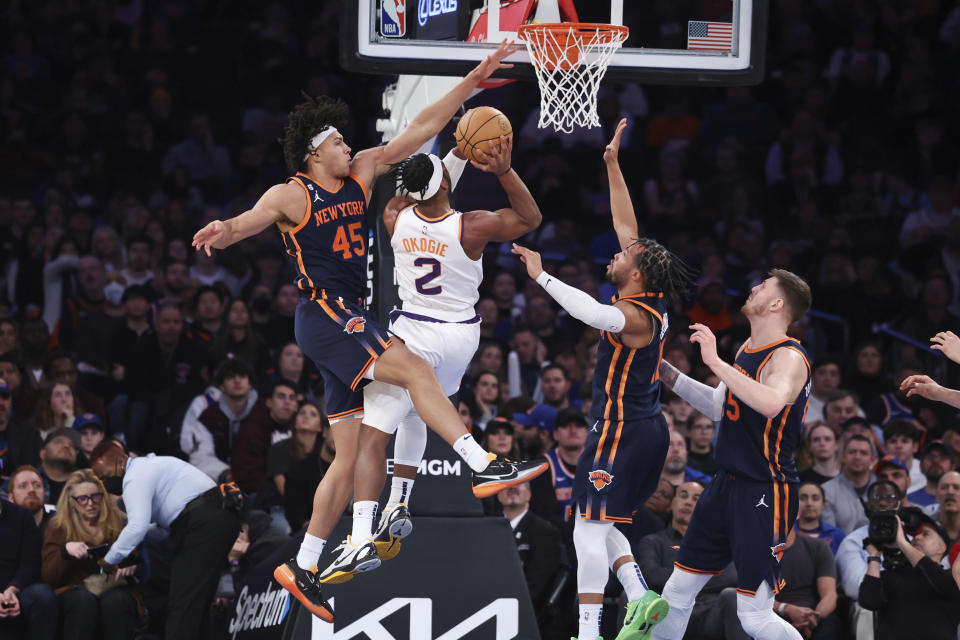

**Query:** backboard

left=341, top=0, right=768, bottom=85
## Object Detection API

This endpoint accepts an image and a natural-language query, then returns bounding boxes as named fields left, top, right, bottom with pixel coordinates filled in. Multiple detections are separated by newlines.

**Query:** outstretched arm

left=690, top=324, right=808, bottom=419
left=604, top=118, right=638, bottom=251
left=931, top=331, right=960, bottom=363
left=901, top=374, right=960, bottom=409
left=192, top=183, right=304, bottom=256
left=351, top=41, right=516, bottom=186
left=512, top=244, right=627, bottom=333
left=461, top=136, right=542, bottom=251
left=659, top=360, right=727, bottom=422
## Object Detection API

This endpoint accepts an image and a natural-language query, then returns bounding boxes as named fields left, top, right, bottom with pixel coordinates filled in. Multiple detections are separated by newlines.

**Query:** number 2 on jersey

left=414, top=257, right=442, bottom=295
left=332, top=222, right=365, bottom=259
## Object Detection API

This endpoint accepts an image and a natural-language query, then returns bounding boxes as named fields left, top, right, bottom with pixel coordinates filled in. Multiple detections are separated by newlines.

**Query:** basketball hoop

left=517, top=23, right=628, bottom=133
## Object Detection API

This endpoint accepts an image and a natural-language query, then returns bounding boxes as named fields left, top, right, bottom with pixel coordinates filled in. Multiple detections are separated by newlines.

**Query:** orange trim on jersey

left=743, top=337, right=801, bottom=354
left=377, top=335, right=392, bottom=350
left=763, top=417, right=776, bottom=479
left=783, top=345, right=812, bottom=374
left=615, top=350, right=636, bottom=419
left=607, top=420, right=627, bottom=467
left=782, top=483, right=790, bottom=540
left=578, top=511, right=632, bottom=524
left=336, top=299, right=348, bottom=311
left=674, top=562, right=722, bottom=575
left=288, top=231, right=316, bottom=293
left=602, top=344, right=622, bottom=420
left=315, top=298, right=341, bottom=324
left=328, top=407, right=364, bottom=420
left=593, top=420, right=611, bottom=466
left=620, top=299, right=664, bottom=325
left=773, top=479, right=781, bottom=540
left=652, top=339, right=665, bottom=383
left=772, top=405, right=792, bottom=477
left=413, top=207, right=456, bottom=224
left=617, top=292, right=664, bottom=299
left=351, top=354, right=377, bottom=391
left=736, top=588, right=757, bottom=597
left=297, top=172, right=344, bottom=194
left=755, top=349, right=779, bottom=381
left=349, top=173, right=369, bottom=201
left=286, top=176, right=312, bottom=234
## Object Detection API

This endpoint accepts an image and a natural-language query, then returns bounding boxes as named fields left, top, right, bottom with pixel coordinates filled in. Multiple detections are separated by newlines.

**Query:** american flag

left=687, top=21, right=734, bottom=51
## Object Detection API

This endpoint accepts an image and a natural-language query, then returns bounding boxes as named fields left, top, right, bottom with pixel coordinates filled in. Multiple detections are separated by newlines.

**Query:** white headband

left=407, top=154, right=444, bottom=201
left=303, top=126, right=338, bottom=161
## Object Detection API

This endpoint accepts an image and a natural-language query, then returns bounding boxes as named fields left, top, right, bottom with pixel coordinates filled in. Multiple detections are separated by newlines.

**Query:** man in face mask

left=91, top=440, right=241, bottom=640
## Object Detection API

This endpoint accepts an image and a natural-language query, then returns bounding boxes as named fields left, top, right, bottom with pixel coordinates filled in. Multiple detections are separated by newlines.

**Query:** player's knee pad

left=661, top=568, right=712, bottom=610
left=736, top=582, right=802, bottom=640
left=605, top=524, right=633, bottom=570
left=573, top=518, right=612, bottom=594
left=394, top=415, right=427, bottom=467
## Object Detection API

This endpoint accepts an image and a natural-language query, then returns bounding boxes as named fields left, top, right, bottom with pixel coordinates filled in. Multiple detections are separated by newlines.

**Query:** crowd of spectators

left=3, top=0, right=960, bottom=639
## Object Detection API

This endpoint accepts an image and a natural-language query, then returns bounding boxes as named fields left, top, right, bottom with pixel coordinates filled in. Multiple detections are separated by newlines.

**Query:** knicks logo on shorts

left=344, top=317, right=366, bottom=334
left=770, top=542, right=786, bottom=562
left=588, top=470, right=614, bottom=490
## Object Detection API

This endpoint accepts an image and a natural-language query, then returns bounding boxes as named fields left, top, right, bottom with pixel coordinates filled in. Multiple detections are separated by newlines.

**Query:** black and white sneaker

left=317, top=537, right=381, bottom=585
left=472, top=457, right=549, bottom=498
left=373, top=503, right=413, bottom=561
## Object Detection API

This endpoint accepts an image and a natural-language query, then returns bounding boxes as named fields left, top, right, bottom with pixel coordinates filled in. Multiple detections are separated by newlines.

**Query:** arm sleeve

left=672, top=373, right=727, bottom=422
left=535, top=272, right=626, bottom=333
left=857, top=574, right=885, bottom=611
left=442, top=149, right=468, bottom=191
left=105, top=470, right=155, bottom=565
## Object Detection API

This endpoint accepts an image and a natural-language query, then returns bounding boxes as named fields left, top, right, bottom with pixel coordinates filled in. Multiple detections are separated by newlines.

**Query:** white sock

left=454, top=433, right=491, bottom=473
left=351, top=500, right=378, bottom=542
left=578, top=603, right=603, bottom=640
left=617, top=562, right=648, bottom=602
left=386, top=476, right=415, bottom=510
left=296, top=533, right=326, bottom=570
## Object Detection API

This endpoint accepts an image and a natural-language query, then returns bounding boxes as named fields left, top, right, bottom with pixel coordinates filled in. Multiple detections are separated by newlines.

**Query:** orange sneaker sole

left=471, top=462, right=549, bottom=498
left=273, top=564, right=334, bottom=623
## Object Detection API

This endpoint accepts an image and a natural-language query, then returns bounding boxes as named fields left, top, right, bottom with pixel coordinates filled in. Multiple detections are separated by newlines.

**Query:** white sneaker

left=317, top=536, right=381, bottom=584
left=372, top=503, right=413, bottom=561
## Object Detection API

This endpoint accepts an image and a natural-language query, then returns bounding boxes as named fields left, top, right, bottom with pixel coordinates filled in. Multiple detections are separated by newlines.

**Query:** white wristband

left=778, top=602, right=787, bottom=614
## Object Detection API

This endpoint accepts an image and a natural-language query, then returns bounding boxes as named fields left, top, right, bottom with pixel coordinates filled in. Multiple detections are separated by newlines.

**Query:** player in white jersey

left=318, top=136, right=546, bottom=583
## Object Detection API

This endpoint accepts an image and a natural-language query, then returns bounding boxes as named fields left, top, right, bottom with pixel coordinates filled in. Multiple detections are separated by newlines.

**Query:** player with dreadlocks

left=192, top=42, right=548, bottom=623
left=513, top=119, right=692, bottom=640
left=318, top=134, right=546, bottom=584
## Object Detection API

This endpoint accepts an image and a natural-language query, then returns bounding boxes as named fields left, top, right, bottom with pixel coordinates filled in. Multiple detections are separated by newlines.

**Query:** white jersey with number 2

left=390, top=204, right=482, bottom=322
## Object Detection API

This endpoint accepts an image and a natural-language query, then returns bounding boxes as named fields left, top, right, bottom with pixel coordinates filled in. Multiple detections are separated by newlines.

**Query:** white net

left=518, top=24, right=629, bottom=134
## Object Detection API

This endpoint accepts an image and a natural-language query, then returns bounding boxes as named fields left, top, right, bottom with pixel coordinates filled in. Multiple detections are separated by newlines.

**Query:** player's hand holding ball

left=511, top=243, right=543, bottom=279
left=472, top=135, right=512, bottom=175
left=689, top=323, right=721, bottom=369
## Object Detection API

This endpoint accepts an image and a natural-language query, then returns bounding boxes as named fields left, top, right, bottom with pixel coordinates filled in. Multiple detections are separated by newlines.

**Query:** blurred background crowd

left=2, top=0, right=960, bottom=639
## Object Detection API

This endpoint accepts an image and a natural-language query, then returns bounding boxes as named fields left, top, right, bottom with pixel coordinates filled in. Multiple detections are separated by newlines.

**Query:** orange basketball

left=455, top=106, right=513, bottom=164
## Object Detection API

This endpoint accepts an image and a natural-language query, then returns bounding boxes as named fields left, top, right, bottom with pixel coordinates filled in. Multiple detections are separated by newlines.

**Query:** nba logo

left=381, top=0, right=406, bottom=38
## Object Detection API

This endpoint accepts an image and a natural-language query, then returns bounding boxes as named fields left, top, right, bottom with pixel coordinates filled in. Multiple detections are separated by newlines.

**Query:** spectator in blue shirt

left=795, top=481, right=845, bottom=555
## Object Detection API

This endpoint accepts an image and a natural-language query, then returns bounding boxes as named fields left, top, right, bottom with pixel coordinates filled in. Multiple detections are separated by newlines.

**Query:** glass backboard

left=341, top=0, right=767, bottom=85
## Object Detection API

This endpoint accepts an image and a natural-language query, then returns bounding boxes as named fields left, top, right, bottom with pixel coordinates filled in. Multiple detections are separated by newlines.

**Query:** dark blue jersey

left=715, top=338, right=812, bottom=483
left=280, top=172, right=369, bottom=300
left=590, top=293, right=669, bottom=422
left=544, top=448, right=576, bottom=522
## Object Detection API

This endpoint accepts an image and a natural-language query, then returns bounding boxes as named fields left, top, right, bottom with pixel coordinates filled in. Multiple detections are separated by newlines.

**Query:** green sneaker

left=614, top=591, right=669, bottom=640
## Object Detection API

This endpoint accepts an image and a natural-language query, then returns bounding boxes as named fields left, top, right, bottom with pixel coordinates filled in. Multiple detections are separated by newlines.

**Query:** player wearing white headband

left=319, top=135, right=544, bottom=583
left=192, top=42, right=549, bottom=623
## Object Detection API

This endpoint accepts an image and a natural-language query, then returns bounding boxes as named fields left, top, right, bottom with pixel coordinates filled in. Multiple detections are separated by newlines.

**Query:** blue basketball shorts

left=294, top=296, right=392, bottom=423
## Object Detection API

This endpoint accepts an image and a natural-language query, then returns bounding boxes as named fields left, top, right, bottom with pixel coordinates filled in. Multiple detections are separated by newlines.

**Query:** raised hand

left=472, top=135, right=512, bottom=174
left=603, top=118, right=628, bottom=164
left=511, top=243, right=544, bottom=279
left=475, top=40, right=516, bottom=81
left=931, top=331, right=960, bottom=363
left=192, top=220, right=226, bottom=257
left=689, top=323, right=721, bottom=369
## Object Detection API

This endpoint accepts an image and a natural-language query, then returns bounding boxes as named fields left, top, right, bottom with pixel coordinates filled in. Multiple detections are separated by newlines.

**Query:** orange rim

left=517, top=23, right=628, bottom=71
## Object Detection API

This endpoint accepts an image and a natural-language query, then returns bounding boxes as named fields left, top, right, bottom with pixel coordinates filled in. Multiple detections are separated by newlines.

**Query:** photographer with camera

left=860, top=505, right=960, bottom=639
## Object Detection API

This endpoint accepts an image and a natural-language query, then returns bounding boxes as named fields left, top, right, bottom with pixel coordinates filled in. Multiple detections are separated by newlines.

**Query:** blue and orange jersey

left=280, top=172, right=369, bottom=300
left=715, top=338, right=812, bottom=483
left=544, top=448, right=576, bottom=522
left=590, top=292, right=669, bottom=422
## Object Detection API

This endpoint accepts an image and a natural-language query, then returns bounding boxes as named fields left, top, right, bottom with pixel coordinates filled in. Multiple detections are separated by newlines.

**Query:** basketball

left=455, top=106, right=513, bottom=164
